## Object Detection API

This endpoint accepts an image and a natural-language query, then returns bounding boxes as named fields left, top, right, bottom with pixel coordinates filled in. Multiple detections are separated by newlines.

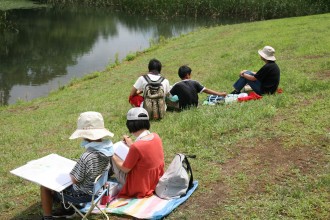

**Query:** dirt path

left=177, top=137, right=327, bottom=219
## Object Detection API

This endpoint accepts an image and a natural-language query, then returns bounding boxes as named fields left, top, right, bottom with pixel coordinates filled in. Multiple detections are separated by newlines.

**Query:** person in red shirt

left=112, top=107, right=165, bottom=198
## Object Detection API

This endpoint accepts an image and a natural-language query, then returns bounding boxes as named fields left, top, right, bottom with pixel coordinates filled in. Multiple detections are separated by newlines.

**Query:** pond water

left=0, top=6, right=241, bottom=105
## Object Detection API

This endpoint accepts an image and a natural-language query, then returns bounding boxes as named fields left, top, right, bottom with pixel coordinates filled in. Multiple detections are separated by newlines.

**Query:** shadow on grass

left=10, top=202, right=134, bottom=220
left=10, top=202, right=41, bottom=220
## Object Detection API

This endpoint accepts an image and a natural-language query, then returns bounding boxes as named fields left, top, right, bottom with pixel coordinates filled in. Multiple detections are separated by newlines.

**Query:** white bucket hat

left=69, top=111, right=114, bottom=140
left=258, top=46, right=276, bottom=61
left=127, top=107, right=149, bottom=120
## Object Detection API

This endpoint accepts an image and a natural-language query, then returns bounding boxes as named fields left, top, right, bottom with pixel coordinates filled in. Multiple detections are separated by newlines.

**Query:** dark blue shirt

left=170, top=80, right=204, bottom=109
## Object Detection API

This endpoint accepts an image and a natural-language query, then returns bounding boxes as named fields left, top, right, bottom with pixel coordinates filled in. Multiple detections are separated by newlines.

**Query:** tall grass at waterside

left=0, top=0, right=46, bottom=11
left=37, top=0, right=329, bottom=20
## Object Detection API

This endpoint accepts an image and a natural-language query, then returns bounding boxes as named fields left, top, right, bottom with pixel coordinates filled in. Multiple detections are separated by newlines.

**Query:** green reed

left=37, top=0, right=329, bottom=20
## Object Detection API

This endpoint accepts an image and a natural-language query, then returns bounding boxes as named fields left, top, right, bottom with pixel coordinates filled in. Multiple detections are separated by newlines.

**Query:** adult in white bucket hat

left=40, top=112, right=113, bottom=220
left=112, top=107, right=165, bottom=199
left=230, top=46, right=280, bottom=95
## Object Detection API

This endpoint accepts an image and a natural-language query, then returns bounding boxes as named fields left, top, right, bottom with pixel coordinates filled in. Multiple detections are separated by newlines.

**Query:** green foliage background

left=38, top=0, right=330, bottom=20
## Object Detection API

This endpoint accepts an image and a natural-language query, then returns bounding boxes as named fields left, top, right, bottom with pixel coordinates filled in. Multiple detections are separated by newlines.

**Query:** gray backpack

left=142, top=74, right=165, bottom=120
left=155, top=154, right=195, bottom=200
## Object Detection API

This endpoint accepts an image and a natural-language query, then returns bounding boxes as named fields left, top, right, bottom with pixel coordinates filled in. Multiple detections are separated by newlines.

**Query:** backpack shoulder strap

left=143, top=74, right=152, bottom=83
left=156, top=76, right=165, bottom=84
left=143, top=74, right=165, bottom=84
left=183, top=154, right=196, bottom=190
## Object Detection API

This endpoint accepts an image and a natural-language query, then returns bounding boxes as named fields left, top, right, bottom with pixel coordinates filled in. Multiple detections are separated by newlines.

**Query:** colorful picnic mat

left=81, top=180, right=198, bottom=219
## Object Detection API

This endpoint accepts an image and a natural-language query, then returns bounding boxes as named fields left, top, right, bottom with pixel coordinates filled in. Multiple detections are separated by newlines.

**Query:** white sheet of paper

left=10, top=154, right=76, bottom=192
left=113, top=141, right=129, bottom=161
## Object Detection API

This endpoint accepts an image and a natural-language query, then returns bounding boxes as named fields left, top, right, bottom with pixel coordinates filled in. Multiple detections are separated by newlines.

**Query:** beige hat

left=69, top=111, right=114, bottom=140
left=127, top=107, right=149, bottom=120
left=258, top=46, right=276, bottom=61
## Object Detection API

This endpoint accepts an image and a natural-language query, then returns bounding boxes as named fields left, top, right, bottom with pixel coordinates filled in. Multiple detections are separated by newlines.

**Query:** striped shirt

left=71, top=151, right=110, bottom=195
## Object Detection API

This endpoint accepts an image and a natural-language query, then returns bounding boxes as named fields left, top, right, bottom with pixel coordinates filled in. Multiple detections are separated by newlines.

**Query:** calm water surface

left=0, top=7, right=240, bottom=105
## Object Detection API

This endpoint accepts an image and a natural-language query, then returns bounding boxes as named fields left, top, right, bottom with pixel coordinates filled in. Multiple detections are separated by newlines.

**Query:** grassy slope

left=0, top=13, right=329, bottom=219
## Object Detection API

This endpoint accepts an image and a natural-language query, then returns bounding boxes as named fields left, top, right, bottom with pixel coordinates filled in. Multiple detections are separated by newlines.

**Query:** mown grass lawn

left=0, top=13, right=329, bottom=219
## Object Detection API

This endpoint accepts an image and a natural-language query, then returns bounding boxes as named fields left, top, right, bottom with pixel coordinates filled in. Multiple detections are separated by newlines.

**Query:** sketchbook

left=10, top=153, right=76, bottom=192
left=113, top=141, right=129, bottom=161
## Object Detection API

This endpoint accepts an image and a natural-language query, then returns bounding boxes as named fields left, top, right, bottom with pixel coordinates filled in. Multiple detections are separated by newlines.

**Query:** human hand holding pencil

left=122, top=135, right=133, bottom=147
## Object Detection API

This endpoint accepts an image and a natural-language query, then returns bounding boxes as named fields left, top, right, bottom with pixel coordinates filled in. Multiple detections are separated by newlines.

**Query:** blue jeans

left=233, top=71, right=261, bottom=95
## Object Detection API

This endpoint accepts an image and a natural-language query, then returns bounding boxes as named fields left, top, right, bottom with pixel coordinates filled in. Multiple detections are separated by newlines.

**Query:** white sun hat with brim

left=258, top=46, right=276, bottom=61
left=69, top=111, right=114, bottom=140
left=127, top=107, right=149, bottom=121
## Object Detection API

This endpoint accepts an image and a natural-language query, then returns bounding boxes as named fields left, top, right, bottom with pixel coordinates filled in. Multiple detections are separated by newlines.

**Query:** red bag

left=129, top=95, right=144, bottom=107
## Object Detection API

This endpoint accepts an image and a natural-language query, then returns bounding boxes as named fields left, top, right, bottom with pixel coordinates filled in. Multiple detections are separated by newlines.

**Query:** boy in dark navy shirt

left=169, top=65, right=226, bottom=109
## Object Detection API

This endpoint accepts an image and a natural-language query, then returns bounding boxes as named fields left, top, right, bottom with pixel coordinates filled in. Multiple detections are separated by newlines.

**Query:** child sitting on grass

left=169, top=65, right=226, bottom=110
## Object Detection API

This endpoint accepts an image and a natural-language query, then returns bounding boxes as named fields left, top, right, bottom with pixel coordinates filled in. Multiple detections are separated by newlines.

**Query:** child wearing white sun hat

left=40, top=111, right=114, bottom=220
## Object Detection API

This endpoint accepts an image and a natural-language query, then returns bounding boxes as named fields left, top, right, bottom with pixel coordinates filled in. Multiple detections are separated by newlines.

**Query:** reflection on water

left=0, top=6, right=238, bottom=105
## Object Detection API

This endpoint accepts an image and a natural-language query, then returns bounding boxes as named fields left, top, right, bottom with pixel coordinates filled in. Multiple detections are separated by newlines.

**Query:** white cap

left=127, top=107, right=149, bottom=120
